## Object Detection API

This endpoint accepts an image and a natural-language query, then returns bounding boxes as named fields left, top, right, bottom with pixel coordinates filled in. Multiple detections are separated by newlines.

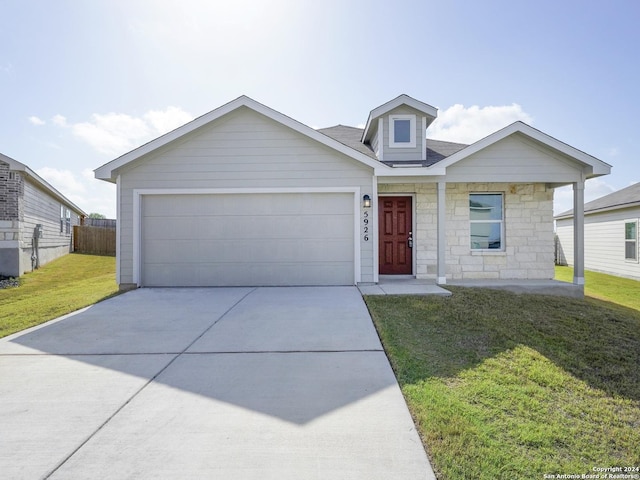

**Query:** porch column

left=437, top=181, right=446, bottom=284
left=573, top=180, right=585, bottom=285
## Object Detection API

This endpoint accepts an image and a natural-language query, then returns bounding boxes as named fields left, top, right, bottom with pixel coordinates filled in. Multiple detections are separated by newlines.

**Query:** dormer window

left=389, top=114, right=416, bottom=148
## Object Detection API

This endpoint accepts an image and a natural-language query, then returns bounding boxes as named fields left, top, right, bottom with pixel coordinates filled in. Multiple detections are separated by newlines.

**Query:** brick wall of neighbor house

left=0, top=161, right=23, bottom=221
left=0, top=161, right=24, bottom=276
left=379, top=182, right=555, bottom=280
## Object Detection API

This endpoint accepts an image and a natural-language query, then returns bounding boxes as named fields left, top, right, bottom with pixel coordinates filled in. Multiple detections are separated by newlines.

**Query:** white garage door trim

left=132, top=187, right=362, bottom=287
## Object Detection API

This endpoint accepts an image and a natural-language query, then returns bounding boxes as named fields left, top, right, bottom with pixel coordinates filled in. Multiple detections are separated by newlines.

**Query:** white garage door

left=141, top=192, right=355, bottom=286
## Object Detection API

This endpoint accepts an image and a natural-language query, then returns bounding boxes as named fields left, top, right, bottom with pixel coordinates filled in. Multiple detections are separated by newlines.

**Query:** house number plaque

left=363, top=210, right=369, bottom=241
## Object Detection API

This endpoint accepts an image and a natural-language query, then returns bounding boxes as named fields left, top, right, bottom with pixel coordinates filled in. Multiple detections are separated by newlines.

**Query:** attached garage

left=96, top=96, right=379, bottom=289
left=138, top=191, right=357, bottom=287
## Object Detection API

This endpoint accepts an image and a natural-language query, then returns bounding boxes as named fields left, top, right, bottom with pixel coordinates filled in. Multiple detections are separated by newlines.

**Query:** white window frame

left=469, top=193, right=505, bottom=251
left=389, top=114, right=416, bottom=148
left=624, top=219, right=638, bottom=262
left=64, top=207, right=71, bottom=235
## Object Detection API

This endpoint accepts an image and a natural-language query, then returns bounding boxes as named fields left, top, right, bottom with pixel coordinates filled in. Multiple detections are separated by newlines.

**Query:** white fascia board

left=436, top=121, right=612, bottom=177
left=95, top=96, right=380, bottom=182
left=362, top=94, right=438, bottom=143
left=375, top=165, right=447, bottom=177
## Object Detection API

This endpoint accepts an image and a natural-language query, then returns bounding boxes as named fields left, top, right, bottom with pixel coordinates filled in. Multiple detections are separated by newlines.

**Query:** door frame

left=375, top=193, right=416, bottom=281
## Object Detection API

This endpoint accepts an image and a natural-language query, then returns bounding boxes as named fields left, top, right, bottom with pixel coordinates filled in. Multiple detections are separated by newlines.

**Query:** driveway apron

left=0, top=287, right=435, bottom=479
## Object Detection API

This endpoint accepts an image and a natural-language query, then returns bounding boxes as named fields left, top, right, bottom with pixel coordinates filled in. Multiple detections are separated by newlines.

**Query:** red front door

left=378, top=196, right=413, bottom=275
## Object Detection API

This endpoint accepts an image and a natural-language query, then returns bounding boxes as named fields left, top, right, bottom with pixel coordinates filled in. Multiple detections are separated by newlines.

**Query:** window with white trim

left=625, top=220, right=638, bottom=261
left=470, top=193, right=504, bottom=250
left=60, top=204, right=65, bottom=233
left=389, top=114, right=416, bottom=148
left=65, top=208, right=71, bottom=234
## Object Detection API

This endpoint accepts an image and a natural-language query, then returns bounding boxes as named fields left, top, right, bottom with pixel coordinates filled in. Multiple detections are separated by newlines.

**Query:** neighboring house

left=0, top=153, right=86, bottom=277
left=94, top=95, right=610, bottom=289
left=555, top=182, right=640, bottom=280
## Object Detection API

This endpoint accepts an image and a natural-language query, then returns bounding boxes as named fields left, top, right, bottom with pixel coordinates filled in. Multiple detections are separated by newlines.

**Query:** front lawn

left=365, top=285, right=640, bottom=479
left=0, top=253, right=119, bottom=338
left=555, top=265, right=640, bottom=311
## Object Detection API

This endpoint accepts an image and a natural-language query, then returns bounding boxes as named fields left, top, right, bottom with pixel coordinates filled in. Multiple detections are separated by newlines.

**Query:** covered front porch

left=374, top=180, right=590, bottom=289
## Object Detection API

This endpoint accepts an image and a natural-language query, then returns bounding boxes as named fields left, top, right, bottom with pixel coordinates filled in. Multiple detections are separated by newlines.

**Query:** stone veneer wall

left=378, top=182, right=555, bottom=280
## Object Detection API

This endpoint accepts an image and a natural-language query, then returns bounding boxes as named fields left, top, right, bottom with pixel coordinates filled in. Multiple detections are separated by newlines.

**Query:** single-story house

left=94, top=95, right=611, bottom=290
left=555, top=182, right=640, bottom=280
left=0, top=153, right=86, bottom=277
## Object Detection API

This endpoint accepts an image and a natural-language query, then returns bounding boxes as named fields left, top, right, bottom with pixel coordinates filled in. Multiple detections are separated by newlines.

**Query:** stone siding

left=378, top=182, right=555, bottom=280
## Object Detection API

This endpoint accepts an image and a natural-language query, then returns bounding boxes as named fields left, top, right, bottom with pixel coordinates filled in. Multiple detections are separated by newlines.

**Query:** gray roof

left=425, top=139, right=469, bottom=166
left=316, top=125, right=377, bottom=159
left=317, top=125, right=468, bottom=166
left=555, top=182, right=640, bottom=218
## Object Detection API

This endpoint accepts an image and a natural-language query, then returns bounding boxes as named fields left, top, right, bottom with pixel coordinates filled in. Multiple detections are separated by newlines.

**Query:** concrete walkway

left=359, top=275, right=451, bottom=296
left=0, top=287, right=435, bottom=479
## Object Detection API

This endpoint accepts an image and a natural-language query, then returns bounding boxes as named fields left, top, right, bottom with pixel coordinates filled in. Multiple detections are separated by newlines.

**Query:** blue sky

left=1, top=0, right=638, bottom=218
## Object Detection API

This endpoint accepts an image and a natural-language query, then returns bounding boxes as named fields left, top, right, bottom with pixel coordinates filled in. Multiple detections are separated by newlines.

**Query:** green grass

left=0, top=253, right=119, bottom=338
left=555, top=265, right=640, bottom=310
left=365, top=286, right=640, bottom=479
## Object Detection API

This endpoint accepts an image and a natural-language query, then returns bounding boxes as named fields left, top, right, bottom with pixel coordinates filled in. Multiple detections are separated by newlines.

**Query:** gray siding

left=118, top=106, right=375, bottom=285
left=0, top=177, right=81, bottom=276
left=371, top=129, right=380, bottom=159
left=445, top=135, right=583, bottom=183
left=381, top=105, right=425, bottom=162
left=18, top=180, right=81, bottom=274
left=556, top=207, right=640, bottom=280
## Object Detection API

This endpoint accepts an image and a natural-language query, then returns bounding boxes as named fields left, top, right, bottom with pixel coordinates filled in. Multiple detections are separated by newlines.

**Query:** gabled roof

left=361, top=94, right=438, bottom=143
left=0, top=153, right=86, bottom=216
left=434, top=121, right=611, bottom=176
left=95, top=96, right=384, bottom=183
left=555, top=182, right=640, bottom=219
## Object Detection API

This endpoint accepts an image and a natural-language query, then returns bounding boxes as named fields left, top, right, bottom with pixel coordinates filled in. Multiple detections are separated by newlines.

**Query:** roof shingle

left=317, top=125, right=468, bottom=166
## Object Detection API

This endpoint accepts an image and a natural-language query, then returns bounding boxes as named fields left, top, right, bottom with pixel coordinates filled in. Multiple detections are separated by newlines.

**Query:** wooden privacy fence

left=73, top=225, right=116, bottom=256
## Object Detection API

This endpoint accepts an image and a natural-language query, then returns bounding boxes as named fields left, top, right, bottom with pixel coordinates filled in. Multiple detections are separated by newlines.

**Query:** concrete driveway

left=0, top=287, right=435, bottom=479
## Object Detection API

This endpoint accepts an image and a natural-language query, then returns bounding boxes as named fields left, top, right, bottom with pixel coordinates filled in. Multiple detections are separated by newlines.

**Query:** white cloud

left=553, top=178, right=616, bottom=216
left=53, top=107, right=194, bottom=156
left=143, top=106, right=194, bottom=136
left=71, top=113, right=151, bottom=155
left=29, top=116, right=45, bottom=126
left=35, top=167, right=116, bottom=218
left=52, top=115, right=68, bottom=127
left=427, top=104, right=533, bottom=144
